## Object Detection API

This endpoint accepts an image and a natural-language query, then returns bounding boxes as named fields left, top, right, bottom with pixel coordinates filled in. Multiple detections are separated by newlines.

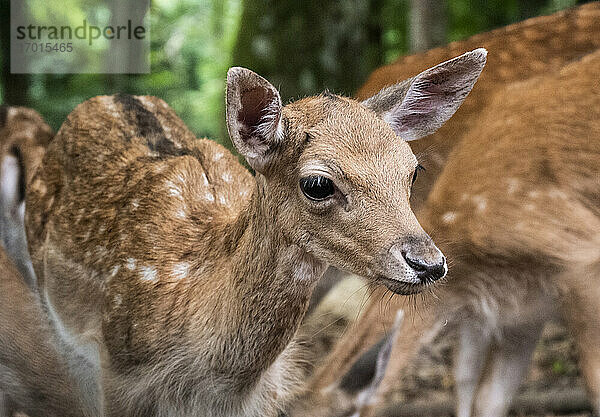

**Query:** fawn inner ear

left=239, top=87, right=278, bottom=144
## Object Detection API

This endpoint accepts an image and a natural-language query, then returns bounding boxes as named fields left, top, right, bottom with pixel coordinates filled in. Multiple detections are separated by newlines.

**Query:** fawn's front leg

left=357, top=299, right=443, bottom=417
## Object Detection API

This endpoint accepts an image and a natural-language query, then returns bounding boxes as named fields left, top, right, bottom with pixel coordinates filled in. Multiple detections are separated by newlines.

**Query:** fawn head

left=226, top=49, right=486, bottom=294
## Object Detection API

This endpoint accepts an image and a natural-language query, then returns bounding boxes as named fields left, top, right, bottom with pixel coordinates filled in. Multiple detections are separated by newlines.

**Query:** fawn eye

left=412, top=164, right=425, bottom=186
left=300, top=176, right=335, bottom=201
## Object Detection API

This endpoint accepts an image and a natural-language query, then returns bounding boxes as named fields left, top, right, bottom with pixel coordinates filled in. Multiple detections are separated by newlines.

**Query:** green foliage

left=5, top=0, right=242, bottom=146
left=0, top=0, right=588, bottom=144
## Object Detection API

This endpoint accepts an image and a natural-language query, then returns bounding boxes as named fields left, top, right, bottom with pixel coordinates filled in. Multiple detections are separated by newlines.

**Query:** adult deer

left=291, top=48, right=600, bottom=417
left=0, top=106, right=52, bottom=287
left=25, top=51, right=485, bottom=416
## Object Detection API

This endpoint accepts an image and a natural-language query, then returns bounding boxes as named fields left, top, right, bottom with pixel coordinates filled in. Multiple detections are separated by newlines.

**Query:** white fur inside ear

left=253, top=96, right=284, bottom=143
left=365, top=48, right=487, bottom=142
left=225, top=67, right=284, bottom=172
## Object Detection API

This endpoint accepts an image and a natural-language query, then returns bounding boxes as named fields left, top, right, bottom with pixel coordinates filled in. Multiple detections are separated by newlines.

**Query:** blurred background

left=0, top=0, right=590, bottom=150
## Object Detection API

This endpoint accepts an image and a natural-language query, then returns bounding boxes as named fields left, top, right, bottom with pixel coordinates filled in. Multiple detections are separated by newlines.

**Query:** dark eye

left=300, top=176, right=335, bottom=201
left=412, top=164, right=425, bottom=186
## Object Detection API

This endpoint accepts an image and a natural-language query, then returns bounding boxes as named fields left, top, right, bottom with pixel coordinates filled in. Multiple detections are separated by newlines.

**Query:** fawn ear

left=226, top=67, right=283, bottom=172
left=362, top=48, right=487, bottom=141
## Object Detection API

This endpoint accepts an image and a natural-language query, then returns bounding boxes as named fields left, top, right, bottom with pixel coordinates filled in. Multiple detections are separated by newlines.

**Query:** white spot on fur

left=110, top=265, right=121, bottom=277
left=213, top=151, right=223, bottom=161
left=442, top=211, right=458, bottom=224
left=140, top=265, right=158, bottom=282
left=95, top=246, right=108, bottom=257
left=176, top=207, right=186, bottom=218
left=204, top=192, right=215, bottom=202
left=472, top=195, right=487, bottom=212
left=99, top=96, right=120, bottom=117
left=528, top=190, right=540, bottom=199
left=131, top=199, right=139, bottom=209
left=506, top=178, right=519, bottom=194
left=201, top=173, right=209, bottom=185
left=219, top=195, right=227, bottom=205
left=548, top=189, right=568, bottom=199
left=165, top=180, right=182, bottom=198
left=113, top=294, right=122, bottom=306
left=6, top=107, right=18, bottom=119
left=126, top=258, right=137, bottom=270
left=136, top=96, right=156, bottom=111
left=222, top=172, right=233, bottom=183
left=172, top=262, right=190, bottom=280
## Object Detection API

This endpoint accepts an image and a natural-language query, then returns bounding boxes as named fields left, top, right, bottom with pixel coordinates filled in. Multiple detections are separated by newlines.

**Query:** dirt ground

left=301, top=276, right=592, bottom=417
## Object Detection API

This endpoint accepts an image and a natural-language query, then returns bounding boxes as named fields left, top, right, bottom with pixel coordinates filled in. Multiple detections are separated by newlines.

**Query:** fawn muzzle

left=381, top=234, right=447, bottom=293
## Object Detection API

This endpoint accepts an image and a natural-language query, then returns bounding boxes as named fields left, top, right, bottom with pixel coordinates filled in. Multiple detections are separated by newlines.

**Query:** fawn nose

left=402, top=251, right=447, bottom=282
left=390, top=236, right=447, bottom=283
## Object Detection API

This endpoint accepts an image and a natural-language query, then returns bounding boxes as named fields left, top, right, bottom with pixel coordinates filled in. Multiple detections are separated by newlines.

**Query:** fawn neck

left=199, top=174, right=325, bottom=381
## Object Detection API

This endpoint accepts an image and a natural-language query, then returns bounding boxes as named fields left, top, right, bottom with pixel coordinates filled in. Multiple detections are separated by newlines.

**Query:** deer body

left=422, top=50, right=600, bottom=417
left=293, top=48, right=600, bottom=417
left=25, top=53, right=485, bottom=416
left=0, top=106, right=52, bottom=287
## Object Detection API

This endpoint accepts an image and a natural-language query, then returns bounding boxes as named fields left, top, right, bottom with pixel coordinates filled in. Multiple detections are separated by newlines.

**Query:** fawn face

left=226, top=49, right=486, bottom=294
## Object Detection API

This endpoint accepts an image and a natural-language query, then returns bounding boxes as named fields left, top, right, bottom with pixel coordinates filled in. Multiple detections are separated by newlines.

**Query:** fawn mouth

left=376, top=275, right=424, bottom=295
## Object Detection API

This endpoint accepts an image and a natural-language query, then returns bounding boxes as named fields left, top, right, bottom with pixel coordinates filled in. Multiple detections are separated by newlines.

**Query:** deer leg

left=454, top=321, right=493, bottom=417
left=309, top=285, right=401, bottom=392
left=357, top=302, right=443, bottom=417
left=558, top=263, right=600, bottom=415
left=471, top=323, right=542, bottom=417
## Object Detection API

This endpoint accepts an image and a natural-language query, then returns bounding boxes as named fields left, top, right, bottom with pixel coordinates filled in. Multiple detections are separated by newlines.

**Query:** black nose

left=402, top=251, right=447, bottom=282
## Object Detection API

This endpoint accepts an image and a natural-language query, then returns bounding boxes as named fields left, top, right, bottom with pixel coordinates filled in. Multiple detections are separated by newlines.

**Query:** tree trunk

left=409, top=0, right=447, bottom=52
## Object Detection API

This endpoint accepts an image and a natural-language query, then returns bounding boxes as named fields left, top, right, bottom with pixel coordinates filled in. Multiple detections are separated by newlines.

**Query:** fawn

left=0, top=106, right=53, bottom=287
left=24, top=51, right=486, bottom=416
left=291, top=48, right=600, bottom=417
left=292, top=4, right=600, bottom=416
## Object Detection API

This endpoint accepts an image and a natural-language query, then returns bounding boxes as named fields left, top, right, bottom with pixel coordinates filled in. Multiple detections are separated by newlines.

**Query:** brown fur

left=0, top=246, right=93, bottom=417
left=358, top=2, right=600, bottom=211
left=292, top=48, right=600, bottom=417
left=25, top=55, right=483, bottom=416
left=293, top=5, right=600, bottom=413
left=0, top=106, right=52, bottom=286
